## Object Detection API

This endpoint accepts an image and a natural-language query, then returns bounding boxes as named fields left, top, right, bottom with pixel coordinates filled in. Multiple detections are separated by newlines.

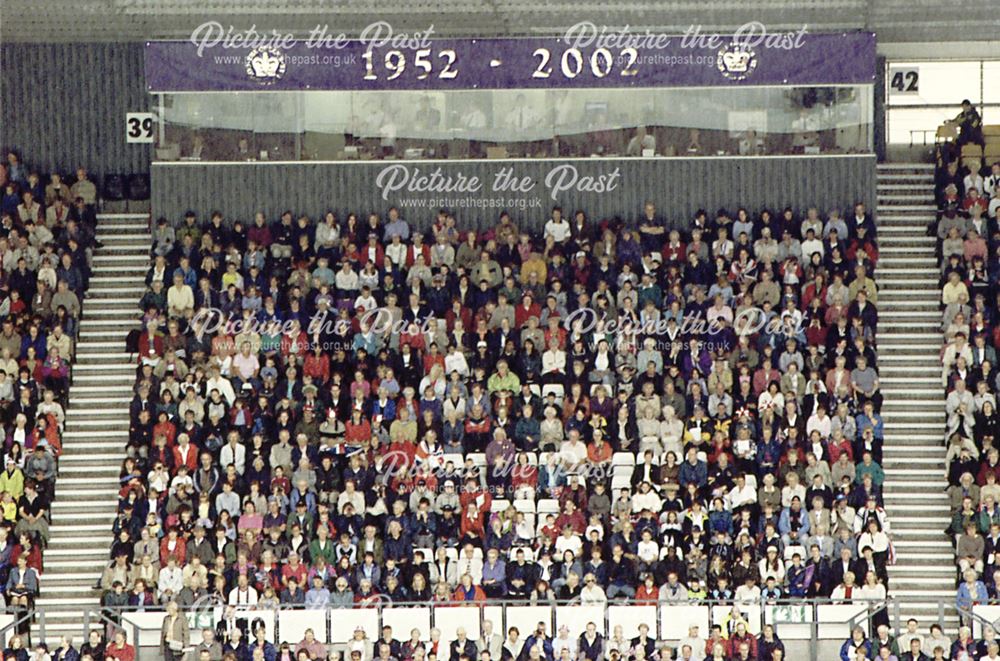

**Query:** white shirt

left=444, top=352, right=469, bottom=377
left=228, top=585, right=259, bottom=606
left=544, top=220, right=571, bottom=243
left=220, top=443, right=246, bottom=475
left=455, top=555, right=483, bottom=584
left=158, top=566, right=184, bottom=597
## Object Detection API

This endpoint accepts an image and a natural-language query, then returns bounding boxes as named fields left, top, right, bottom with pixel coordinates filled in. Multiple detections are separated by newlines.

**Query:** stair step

left=70, top=397, right=133, bottom=407
left=44, top=559, right=110, bottom=570
left=63, top=428, right=128, bottom=437
left=881, top=246, right=936, bottom=254
left=893, top=516, right=952, bottom=525
left=44, top=546, right=112, bottom=557
left=32, top=597, right=101, bottom=607
left=40, top=572, right=104, bottom=582
left=50, top=500, right=119, bottom=510
left=883, top=410, right=946, bottom=419
left=72, top=361, right=137, bottom=370
left=48, top=523, right=117, bottom=533
left=884, top=468, right=947, bottom=477
left=58, top=455, right=127, bottom=465
left=881, top=501, right=950, bottom=510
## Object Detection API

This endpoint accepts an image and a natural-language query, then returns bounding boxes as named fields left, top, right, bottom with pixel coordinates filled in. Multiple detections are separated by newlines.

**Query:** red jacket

left=452, top=584, right=486, bottom=603
left=726, top=632, right=757, bottom=659
left=405, top=244, right=431, bottom=268
left=303, top=353, right=330, bottom=384
left=172, top=442, right=198, bottom=472
left=159, top=536, right=187, bottom=566
left=137, top=332, right=163, bottom=363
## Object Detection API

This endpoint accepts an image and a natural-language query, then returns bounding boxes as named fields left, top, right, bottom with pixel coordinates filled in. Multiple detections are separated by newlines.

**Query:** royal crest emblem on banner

left=716, top=42, right=757, bottom=81
left=245, top=47, right=286, bottom=84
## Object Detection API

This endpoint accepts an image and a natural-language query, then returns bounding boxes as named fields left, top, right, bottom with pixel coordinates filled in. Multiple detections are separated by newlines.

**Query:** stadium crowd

left=111, top=193, right=897, bottom=659
left=936, top=152, right=1000, bottom=620
left=0, top=151, right=97, bottom=630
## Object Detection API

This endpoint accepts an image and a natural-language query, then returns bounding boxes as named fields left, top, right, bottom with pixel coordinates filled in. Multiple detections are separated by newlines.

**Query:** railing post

left=808, top=602, right=817, bottom=661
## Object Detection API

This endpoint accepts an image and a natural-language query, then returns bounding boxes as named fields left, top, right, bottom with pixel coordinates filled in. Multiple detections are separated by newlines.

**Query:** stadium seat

left=513, top=499, right=536, bottom=513
left=612, top=452, right=636, bottom=467
left=536, top=499, right=559, bottom=515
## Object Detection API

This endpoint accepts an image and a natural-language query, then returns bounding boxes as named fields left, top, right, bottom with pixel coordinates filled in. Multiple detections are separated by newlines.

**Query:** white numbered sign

left=126, top=112, right=155, bottom=143
left=888, top=67, right=919, bottom=95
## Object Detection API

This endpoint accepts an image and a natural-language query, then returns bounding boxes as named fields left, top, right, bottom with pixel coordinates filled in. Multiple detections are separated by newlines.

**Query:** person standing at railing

left=161, top=600, right=190, bottom=661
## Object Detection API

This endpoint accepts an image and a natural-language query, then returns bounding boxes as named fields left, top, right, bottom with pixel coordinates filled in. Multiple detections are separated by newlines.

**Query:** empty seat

left=537, top=499, right=559, bottom=514
left=542, top=384, right=565, bottom=403
left=613, top=464, right=632, bottom=478
left=492, top=499, right=511, bottom=513
left=102, top=174, right=125, bottom=200
left=127, top=173, right=150, bottom=200
left=513, top=499, right=536, bottom=513
left=612, top=452, right=636, bottom=467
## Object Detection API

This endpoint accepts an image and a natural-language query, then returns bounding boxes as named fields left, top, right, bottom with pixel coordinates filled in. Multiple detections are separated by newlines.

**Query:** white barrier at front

left=278, top=609, right=328, bottom=645
left=763, top=604, right=812, bottom=640
left=658, top=605, right=710, bottom=642
left=483, top=606, right=504, bottom=637
left=504, top=606, right=552, bottom=641
left=434, top=604, right=482, bottom=648
left=973, top=605, right=1000, bottom=638
left=816, top=604, right=869, bottom=639
left=711, top=605, right=762, bottom=636
left=607, top=605, right=657, bottom=639
left=330, top=608, right=380, bottom=644
left=555, top=605, right=606, bottom=638
left=382, top=607, right=432, bottom=642
left=121, top=612, right=167, bottom=647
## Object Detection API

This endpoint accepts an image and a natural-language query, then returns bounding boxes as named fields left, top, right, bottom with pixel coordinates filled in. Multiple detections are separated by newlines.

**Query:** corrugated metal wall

left=0, top=43, right=150, bottom=181
left=152, top=156, right=876, bottom=231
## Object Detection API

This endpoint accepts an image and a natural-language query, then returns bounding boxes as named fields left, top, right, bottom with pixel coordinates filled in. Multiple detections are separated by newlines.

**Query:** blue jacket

left=956, top=579, right=989, bottom=611
left=5, top=567, right=38, bottom=594
left=679, top=460, right=707, bottom=488
left=840, top=638, right=871, bottom=661
left=778, top=507, right=811, bottom=537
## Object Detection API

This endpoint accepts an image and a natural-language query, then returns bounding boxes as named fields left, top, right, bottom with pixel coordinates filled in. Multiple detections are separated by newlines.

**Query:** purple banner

left=145, top=32, right=875, bottom=92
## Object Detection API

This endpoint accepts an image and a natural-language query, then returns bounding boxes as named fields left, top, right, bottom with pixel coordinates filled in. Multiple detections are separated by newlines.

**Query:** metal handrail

left=46, top=596, right=893, bottom=650
left=0, top=609, right=44, bottom=648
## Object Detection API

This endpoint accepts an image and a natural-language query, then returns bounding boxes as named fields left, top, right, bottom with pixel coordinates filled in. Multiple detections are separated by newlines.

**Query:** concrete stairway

left=876, top=164, right=957, bottom=631
left=30, top=214, right=148, bottom=644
